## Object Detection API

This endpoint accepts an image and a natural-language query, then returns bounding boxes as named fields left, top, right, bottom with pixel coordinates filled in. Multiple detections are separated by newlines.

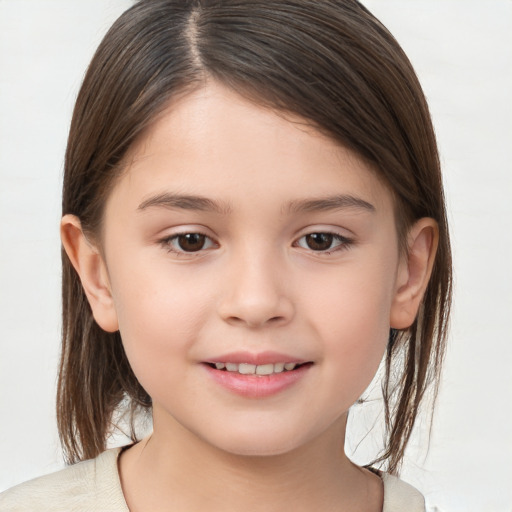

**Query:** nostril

left=218, top=291, right=295, bottom=328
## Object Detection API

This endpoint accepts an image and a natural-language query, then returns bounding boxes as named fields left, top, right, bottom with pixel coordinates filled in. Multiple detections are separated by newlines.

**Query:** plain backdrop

left=1, top=1, right=511, bottom=511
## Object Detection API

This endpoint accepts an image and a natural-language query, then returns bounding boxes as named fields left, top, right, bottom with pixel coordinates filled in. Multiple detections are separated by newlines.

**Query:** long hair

left=58, top=0, right=452, bottom=473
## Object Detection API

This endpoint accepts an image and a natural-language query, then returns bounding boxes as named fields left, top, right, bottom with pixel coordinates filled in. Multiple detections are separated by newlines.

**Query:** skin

left=62, top=82, right=438, bottom=512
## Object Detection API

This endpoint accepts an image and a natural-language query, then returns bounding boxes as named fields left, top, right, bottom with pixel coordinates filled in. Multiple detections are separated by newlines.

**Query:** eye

left=162, top=232, right=216, bottom=253
left=295, top=232, right=350, bottom=252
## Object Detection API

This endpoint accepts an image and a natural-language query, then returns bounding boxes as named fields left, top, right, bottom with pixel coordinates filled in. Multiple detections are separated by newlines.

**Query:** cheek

left=324, top=303, right=388, bottom=401
left=107, top=259, right=215, bottom=388
left=303, top=259, right=395, bottom=395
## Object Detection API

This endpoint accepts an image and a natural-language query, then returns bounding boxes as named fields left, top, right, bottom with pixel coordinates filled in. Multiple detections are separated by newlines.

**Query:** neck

left=119, top=412, right=381, bottom=512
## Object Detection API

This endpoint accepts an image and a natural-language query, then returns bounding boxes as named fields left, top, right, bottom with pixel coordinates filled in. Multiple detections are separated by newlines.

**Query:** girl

left=0, top=0, right=451, bottom=510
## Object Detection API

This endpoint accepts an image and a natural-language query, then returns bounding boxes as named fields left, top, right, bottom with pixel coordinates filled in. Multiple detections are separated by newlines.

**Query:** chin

left=197, top=424, right=314, bottom=458
left=223, top=441, right=297, bottom=458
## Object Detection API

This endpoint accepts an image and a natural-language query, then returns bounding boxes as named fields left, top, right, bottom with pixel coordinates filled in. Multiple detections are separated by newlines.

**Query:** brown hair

left=58, top=0, right=452, bottom=473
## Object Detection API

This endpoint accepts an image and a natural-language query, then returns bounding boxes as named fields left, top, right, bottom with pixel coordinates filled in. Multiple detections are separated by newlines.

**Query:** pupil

left=178, top=233, right=205, bottom=252
left=306, top=233, right=333, bottom=251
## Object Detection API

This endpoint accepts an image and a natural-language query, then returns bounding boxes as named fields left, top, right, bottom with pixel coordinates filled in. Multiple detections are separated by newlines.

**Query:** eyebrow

left=286, top=194, right=375, bottom=214
left=138, top=193, right=232, bottom=214
left=137, top=192, right=375, bottom=215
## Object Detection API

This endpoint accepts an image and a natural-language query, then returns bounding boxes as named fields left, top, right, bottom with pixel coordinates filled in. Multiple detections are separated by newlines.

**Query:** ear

left=390, top=218, right=439, bottom=330
left=60, top=214, right=119, bottom=332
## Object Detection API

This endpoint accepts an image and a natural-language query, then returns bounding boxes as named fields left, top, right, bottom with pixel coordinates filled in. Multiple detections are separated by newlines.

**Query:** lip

left=202, top=351, right=312, bottom=398
left=206, top=350, right=308, bottom=366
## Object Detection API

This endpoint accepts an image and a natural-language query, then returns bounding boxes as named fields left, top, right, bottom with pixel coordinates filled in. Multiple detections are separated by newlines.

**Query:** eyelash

left=160, top=232, right=217, bottom=256
left=159, top=231, right=353, bottom=256
left=294, top=232, right=353, bottom=254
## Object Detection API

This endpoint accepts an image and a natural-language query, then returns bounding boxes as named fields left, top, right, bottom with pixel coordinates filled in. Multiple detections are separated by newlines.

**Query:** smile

left=207, top=362, right=303, bottom=376
left=203, top=361, right=311, bottom=398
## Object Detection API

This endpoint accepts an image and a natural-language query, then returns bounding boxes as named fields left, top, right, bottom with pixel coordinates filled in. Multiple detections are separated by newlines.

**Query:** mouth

left=204, top=361, right=312, bottom=376
left=202, top=352, right=313, bottom=397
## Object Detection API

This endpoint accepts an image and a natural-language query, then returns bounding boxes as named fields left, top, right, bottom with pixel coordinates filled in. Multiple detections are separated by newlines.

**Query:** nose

left=217, top=249, right=295, bottom=329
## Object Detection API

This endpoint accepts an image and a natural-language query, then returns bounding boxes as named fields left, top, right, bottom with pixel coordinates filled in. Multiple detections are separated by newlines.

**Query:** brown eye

left=162, top=232, right=217, bottom=255
left=305, top=233, right=334, bottom=251
left=295, top=232, right=350, bottom=253
left=177, top=233, right=207, bottom=252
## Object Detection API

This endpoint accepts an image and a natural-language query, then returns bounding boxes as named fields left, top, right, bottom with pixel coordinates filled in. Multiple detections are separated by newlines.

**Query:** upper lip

left=204, top=351, right=309, bottom=366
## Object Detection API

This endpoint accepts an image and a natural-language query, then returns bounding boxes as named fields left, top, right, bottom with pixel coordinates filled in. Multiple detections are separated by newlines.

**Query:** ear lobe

left=390, top=218, right=439, bottom=330
left=60, top=214, right=119, bottom=333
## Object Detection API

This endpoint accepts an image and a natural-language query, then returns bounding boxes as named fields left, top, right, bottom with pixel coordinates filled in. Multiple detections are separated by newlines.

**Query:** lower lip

left=203, top=364, right=311, bottom=398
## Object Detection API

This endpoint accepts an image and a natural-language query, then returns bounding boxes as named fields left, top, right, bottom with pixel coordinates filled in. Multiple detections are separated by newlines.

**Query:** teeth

left=214, top=362, right=301, bottom=375
left=256, top=363, right=274, bottom=376
left=239, top=363, right=256, bottom=375
left=274, top=363, right=285, bottom=373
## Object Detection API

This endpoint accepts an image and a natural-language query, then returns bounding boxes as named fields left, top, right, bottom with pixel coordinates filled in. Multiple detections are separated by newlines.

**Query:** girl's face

left=97, top=82, right=407, bottom=456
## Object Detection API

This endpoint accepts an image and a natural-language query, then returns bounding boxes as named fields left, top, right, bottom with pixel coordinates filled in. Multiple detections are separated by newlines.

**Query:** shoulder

left=0, top=448, right=129, bottom=512
left=381, top=472, right=425, bottom=512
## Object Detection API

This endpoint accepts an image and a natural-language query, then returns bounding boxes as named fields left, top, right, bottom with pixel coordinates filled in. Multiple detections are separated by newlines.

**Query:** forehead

left=112, top=81, right=394, bottom=215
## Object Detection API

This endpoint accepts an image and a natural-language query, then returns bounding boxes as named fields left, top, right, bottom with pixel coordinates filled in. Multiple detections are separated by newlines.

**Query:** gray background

left=1, top=1, right=511, bottom=510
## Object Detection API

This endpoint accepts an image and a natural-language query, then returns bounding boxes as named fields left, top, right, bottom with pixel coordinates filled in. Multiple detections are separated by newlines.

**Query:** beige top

left=0, top=448, right=425, bottom=511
